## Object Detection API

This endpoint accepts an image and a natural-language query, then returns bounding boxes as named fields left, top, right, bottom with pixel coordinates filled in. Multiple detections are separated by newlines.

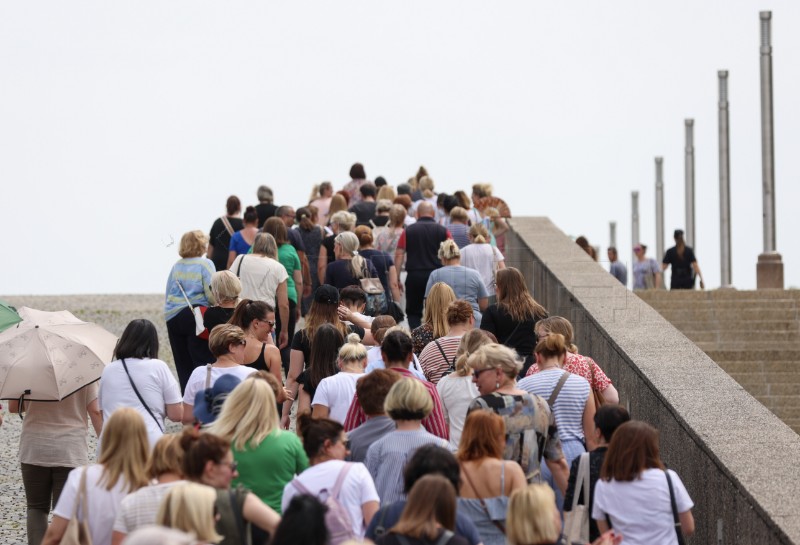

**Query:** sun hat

left=193, top=373, right=242, bottom=424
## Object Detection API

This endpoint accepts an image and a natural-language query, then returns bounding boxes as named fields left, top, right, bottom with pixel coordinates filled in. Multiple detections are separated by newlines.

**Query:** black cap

left=314, top=284, right=340, bottom=305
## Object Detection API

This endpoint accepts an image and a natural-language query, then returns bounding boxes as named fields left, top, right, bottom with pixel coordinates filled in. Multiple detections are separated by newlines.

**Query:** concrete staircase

left=637, top=289, right=800, bottom=433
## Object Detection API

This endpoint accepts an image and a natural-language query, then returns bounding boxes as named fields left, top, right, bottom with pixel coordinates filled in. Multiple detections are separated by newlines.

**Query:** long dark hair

left=114, top=319, right=159, bottom=360
left=308, top=324, right=344, bottom=389
left=229, top=299, right=273, bottom=331
left=675, top=231, right=686, bottom=259
left=269, top=495, right=329, bottom=545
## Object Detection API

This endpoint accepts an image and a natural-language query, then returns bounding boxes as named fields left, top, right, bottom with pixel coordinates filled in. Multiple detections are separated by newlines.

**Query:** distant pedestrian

left=575, top=236, right=598, bottom=261
left=607, top=246, right=627, bottom=286
left=349, top=182, right=378, bottom=226
left=309, top=181, right=334, bottom=226
left=342, top=162, right=370, bottom=205
left=632, top=243, right=661, bottom=290
left=255, top=185, right=277, bottom=228
left=227, top=206, right=259, bottom=268
left=662, top=229, right=705, bottom=290
left=425, top=240, right=488, bottom=328
left=207, top=195, right=243, bottom=273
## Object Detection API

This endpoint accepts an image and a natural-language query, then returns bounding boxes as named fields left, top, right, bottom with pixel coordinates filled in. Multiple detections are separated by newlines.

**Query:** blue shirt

left=228, top=231, right=252, bottom=256
left=366, top=500, right=482, bottom=545
left=424, top=265, right=488, bottom=326
left=164, top=257, right=216, bottom=321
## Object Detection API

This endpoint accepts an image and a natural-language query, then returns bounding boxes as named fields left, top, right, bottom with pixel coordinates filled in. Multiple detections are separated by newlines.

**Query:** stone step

left=705, top=349, right=800, bottom=362
left=688, top=330, right=800, bottom=344
left=655, top=308, right=795, bottom=322
left=637, top=289, right=800, bottom=302
left=763, top=403, right=800, bottom=421
left=644, top=299, right=800, bottom=311
left=670, top=320, right=800, bottom=333
left=697, top=341, right=800, bottom=352
left=718, top=361, right=799, bottom=374
left=730, top=371, right=800, bottom=385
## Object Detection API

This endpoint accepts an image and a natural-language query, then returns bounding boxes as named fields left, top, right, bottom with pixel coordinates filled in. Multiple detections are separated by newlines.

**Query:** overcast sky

left=2, top=1, right=799, bottom=295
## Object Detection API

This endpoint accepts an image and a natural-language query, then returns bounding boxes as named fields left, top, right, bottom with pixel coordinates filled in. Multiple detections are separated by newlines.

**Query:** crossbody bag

left=120, top=358, right=163, bottom=432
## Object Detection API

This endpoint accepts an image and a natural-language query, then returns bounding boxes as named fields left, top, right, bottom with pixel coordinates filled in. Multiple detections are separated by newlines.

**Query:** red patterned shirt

left=343, top=367, right=449, bottom=440
left=526, top=352, right=612, bottom=391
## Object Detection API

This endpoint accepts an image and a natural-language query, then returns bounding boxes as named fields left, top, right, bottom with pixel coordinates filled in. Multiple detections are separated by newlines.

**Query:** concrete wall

left=506, top=217, right=800, bottom=545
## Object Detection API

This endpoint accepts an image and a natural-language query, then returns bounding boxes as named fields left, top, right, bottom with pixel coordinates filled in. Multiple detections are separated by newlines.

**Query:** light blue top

left=424, top=265, right=488, bottom=326
left=457, top=463, right=509, bottom=545
left=164, top=257, right=215, bottom=321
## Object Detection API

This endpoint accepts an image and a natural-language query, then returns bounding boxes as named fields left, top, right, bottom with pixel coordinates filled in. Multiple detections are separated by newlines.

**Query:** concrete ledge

left=506, top=217, right=800, bottom=545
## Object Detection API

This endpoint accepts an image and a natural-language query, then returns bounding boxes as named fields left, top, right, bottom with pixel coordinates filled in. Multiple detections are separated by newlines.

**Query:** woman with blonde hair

left=366, top=378, right=449, bottom=503
left=202, top=270, right=242, bottom=333
left=309, top=181, right=334, bottom=226
left=457, top=411, right=527, bottom=545
left=312, top=333, right=368, bottom=422
left=318, top=209, right=356, bottom=281
left=165, top=229, right=216, bottom=390
left=480, top=267, right=548, bottom=377
left=211, top=377, right=308, bottom=514
left=412, top=282, right=456, bottom=356
left=453, top=190, right=482, bottom=226
left=461, top=223, right=506, bottom=300
left=43, top=408, right=150, bottom=545
left=157, top=482, right=222, bottom=544
left=324, top=231, right=379, bottom=291
left=375, top=474, right=468, bottom=545
left=374, top=204, right=408, bottom=255
left=525, top=316, right=619, bottom=405
left=426, top=240, right=488, bottom=327
left=467, top=344, right=569, bottom=491
left=436, top=329, right=491, bottom=450
left=112, top=434, right=187, bottom=545
left=519, top=334, right=596, bottom=511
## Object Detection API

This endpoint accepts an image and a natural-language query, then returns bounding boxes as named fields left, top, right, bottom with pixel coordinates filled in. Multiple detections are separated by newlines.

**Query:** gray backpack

left=291, top=463, right=356, bottom=545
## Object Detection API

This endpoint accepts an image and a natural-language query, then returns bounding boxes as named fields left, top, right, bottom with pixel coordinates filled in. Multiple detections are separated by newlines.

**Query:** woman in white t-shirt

left=100, top=319, right=183, bottom=449
left=460, top=223, right=505, bottom=299
left=182, top=325, right=257, bottom=424
left=312, top=333, right=367, bottom=423
left=230, top=233, right=291, bottom=348
left=436, top=329, right=488, bottom=451
left=42, top=408, right=150, bottom=545
left=593, top=421, right=695, bottom=545
left=283, top=414, right=380, bottom=539
left=518, top=333, right=596, bottom=511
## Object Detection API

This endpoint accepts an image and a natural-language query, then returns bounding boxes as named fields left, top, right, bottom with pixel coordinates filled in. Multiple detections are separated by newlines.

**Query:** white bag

left=563, top=452, right=590, bottom=543
left=176, top=280, right=206, bottom=336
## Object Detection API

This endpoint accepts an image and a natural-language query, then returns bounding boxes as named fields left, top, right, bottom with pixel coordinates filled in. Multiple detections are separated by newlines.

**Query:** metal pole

left=631, top=191, right=640, bottom=261
left=685, top=119, right=696, bottom=249
left=609, top=222, right=617, bottom=248
left=655, top=157, right=665, bottom=261
left=760, top=11, right=776, bottom=253
left=718, top=71, right=732, bottom=286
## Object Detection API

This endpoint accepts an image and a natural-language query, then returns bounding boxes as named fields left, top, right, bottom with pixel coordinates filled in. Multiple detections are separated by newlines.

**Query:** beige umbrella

left=0, top=307, right=117, bottom=402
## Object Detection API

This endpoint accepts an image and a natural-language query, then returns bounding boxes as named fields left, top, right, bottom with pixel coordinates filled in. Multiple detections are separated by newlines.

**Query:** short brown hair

left=180, top=430, right=229, bottom=481
left=370, top=315, right=397, bottom=345
left=226, top=195, right=241, bottom=216
left=262, top=217, right=288, bottom=245
left=393, top=194, right=412, bottom=211
left=357, top=369, right=402, bottom=416
left=178, top=230, right=209, bottom=258
left=208, top=324, right=245, bottom=357
left=600, top=421, right=664, bottom=482
left=147, top=434, right=185, bottom=480
left=457, top=411, right=505, bottom=462
left=446, top=300, right=473, bottom=326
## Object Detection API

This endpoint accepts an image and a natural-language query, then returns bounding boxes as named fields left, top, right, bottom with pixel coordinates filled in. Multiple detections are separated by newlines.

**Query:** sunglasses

left=222, top=460, right=238, bottom=472
left=473, top=368, right=495, bottom=379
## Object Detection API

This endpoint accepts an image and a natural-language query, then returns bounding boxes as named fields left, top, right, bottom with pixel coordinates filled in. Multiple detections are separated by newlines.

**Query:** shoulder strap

left=205, top=364, right=213, bottom=390
left=229, top=488, right=249, bottom=545
left=120, top=358, right=163, bottom=432
left=396, top=535, right=413, bottom=545
left=503, top=321, right=522, bottom=346
left=236, top=255, right=245, bottom=277
left=373, top=505, right=390, bottom=537
left=220, top=216, right=235, bottom=236
left=435, top=529, right=455, bottom=545
left=571, top=453, right=590, bottom=509
left=331, top=462, right=353, bottom=497
left=548, top=371, right=570, bottom=409
left=175, top=280, right=194, bottom=309
left=433, top=339, right=456, bottom=370
left=72, top=466, right=88, bottom=518
left=290, top=477, right=313, bottom=496
left=665, top=470, right=686, bottom=545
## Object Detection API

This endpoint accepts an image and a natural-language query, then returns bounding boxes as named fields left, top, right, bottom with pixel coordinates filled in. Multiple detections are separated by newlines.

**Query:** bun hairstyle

left=446, top=300, right=474, bottom=326
left=468, top=223, right=490, bottom=244
left=537, top=316, right=578, bottom=353
left=371, top=315, right=397, bottom=345
left=338, top=333, right=368, bottom=363
left=296, top=206, right=316, bottom=231
left=179, top=428, right=230, bottom=481
left=296, top=413, right=344, bottom=460
left=437, top=239, right=461, bottom=261
left=534, top=332, right=568, bottom=359
left=354, top=225, right=374, bottom=247
left=243, top=206, right=258, bottom=225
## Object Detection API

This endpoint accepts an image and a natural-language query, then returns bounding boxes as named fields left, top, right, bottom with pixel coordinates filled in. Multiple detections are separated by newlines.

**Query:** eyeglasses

left=221, top=460, right=238, bottom=472
left=236, top=339, right=247, bottom=346
left=473, top=368, right=494, bottom=379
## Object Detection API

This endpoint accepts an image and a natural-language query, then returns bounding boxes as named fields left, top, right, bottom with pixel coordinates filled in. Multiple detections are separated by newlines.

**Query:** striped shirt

left=343, top=367, right=449, bottom=441
left=418, top=335, right=463, bottom=385
left=518, top=368, right=590, bottom=443
left=164, top=257, right=215, bottom=321
left=365, top=428, right=449, bottom=504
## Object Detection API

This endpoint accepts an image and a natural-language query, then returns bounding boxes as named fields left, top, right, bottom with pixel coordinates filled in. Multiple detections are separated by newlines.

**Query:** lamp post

left=718, top=71, right=732, bottom=287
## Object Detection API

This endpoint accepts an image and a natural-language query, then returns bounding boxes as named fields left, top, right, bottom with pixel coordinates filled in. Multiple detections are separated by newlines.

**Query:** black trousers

left=405, top=269, right=433, bottom=330
left=167, top=306, right=214, bottom=391
left=276, top=299, right=297, bottom=375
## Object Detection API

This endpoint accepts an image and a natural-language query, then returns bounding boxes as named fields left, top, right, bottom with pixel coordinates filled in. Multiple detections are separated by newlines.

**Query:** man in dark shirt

left=564, top=405, right=630, bottom=542
left=662, top=229, right=705, bottom=290
left=255, top=185, right=277, bottom=228
left=276, top=205, right=311, bottom=306
left=394, top=202, right=451, bottom=329
left=349, top=182, right=378, bottom=226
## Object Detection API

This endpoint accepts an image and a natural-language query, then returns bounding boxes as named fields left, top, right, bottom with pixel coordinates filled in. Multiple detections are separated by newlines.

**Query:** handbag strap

left=220, top=216, right=235, bottom=236
left=548, top=371, right=570, bottom=409
left=665, top=470, right=686, bottom=545
left=503, top=321, right=522, bottom=346
left=570, top=453, right=590, bottom=509
left=433, top=339, right=457, bottom=372
left=71, top=466, right=89, bottom=519
left=435, top=530, right=455, bottom=545
left=236, top=255, right=245, bottom=278
left=461, top=465, right=506, bottom=535
left=176, top=280, right=195, bottom=309
left=120, top=358, right=163, bottom=432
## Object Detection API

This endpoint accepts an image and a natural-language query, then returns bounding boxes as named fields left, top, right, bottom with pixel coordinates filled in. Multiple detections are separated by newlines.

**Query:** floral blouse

left=525, top=351, right=612, bottom=391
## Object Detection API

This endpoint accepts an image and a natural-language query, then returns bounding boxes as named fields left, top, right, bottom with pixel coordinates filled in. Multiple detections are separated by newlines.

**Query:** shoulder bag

left=433, top=339, right=458, bottom=374
left=461, top=465, right=506, bottom=535
left=220, top=216, right=235, bottom=236
left=120, top=358, right=164, bottom=433
left=396, top=530, right=455, bottom=545
left=61, top=467, right=92, bottom=545
left=665, top=470, right=687, bottom=545
left=547, top=371, right=570, bottom=409
left=588, top=360, right=606, bottom=408
left=176, top=279, right=206, bottom=337
left=563, top=452, right=590, bottom=543
left=360, top=261, right=387, bottom=317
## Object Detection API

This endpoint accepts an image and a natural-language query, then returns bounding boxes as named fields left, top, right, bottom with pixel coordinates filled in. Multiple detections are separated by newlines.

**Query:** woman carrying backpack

left=282, top=414, right=380, bottom=544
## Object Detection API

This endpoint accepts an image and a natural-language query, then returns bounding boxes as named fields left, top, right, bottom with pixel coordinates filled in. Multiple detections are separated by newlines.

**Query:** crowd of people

left=10, top=164, right=696, bottom=545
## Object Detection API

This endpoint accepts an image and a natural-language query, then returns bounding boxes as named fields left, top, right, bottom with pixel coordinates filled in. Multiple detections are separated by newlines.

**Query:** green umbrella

left=0, top=300, right=21, bottom=333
